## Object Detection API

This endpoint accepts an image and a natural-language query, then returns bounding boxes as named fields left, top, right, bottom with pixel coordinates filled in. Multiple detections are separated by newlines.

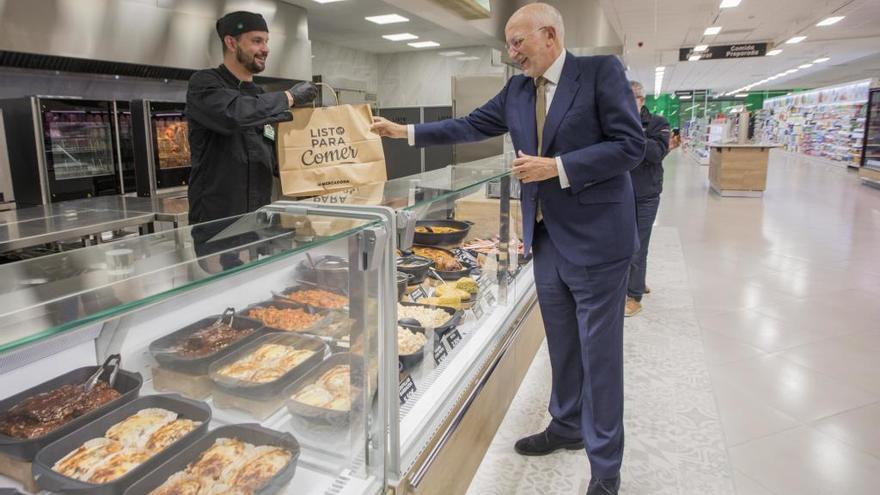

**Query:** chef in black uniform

left=186, top=10, right=317, bottom=225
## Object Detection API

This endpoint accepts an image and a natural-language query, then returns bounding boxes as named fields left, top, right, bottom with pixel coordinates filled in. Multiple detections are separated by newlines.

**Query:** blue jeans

left=627, top=195, right=660, bottom=302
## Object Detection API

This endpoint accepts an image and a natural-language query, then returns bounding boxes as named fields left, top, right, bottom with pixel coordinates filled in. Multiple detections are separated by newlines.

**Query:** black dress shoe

left=586, top=476, right=620, bottom=495
left=514, top=429, right=583, bottom=456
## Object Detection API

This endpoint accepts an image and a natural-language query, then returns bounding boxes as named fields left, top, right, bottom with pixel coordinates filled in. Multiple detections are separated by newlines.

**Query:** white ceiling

left=600, top=0, right=880, bottom=94
left=281, top=0, right=499, bottom=53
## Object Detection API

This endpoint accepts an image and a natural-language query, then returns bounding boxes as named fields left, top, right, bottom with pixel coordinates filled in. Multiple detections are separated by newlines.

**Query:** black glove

left=290, top=81, right=318, bottom=106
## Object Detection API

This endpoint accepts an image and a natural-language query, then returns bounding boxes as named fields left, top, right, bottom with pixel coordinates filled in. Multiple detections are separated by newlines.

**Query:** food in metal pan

left=411, top=246, right=463, bottom=271
left=290, top=365, right=351, bottom=411
left=455, top=277, right=478, bottom=294
left=149, top=438, right=292, bottom=495
left=397, top=304, right=453, bottom=327
left=281, top=288, right=348, bottom=309
left=216, top=344, right=315, bottom=384
left=415, top=225, right=460, bottom=234
left=398, top=327, right=427, bottom=355
left=175, top=323, right=255, bottom=358
left=247, top=306, right=323, bottom=332
left=51, top=408, right=200, bottom=483
left=0, top=381, right=120, bottom=439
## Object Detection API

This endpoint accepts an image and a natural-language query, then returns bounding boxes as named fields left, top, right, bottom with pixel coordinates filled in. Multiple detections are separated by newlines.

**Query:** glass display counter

left=0, top=155, right=541, bottom=495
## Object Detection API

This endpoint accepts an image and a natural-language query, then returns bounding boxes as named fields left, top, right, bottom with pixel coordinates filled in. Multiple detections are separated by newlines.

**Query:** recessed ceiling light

left=813, top=57, right=830, bottom=63
left=365, top=14, right=409, bottom=24
left=798, top=63, right=813, bottom=69
left=785, top=36, right=807, bottom=44
left=720, top=0, right=742, bottom=8
left=457, top=56, right=480, bottom=61
left=382, top=33, right=418, bottom=41
left=694, top=44, right=709, bottom=52
left=704, top=26, right=722, bottom=35
left=688, top=54, right=702, bottom=61
left=766, top=49, right=783, bottom=56
left=313, top=0, right=345, bottom=3
left=655, top=66, right=665, bottom=72
left=408, top=41, right=440, bottom=48
left=439, top=50, right=466, bottom=56
left=816, top=16, right=845, bottom=26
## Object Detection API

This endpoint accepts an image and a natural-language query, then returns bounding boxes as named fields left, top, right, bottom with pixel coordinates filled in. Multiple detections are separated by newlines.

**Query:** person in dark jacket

left=625, top=80, right=670, bottom=317
left=186, top=10, right=317, bottom=225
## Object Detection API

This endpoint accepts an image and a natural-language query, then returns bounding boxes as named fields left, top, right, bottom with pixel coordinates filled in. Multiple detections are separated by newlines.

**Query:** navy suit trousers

left=533, top=222, right=628, bottom=479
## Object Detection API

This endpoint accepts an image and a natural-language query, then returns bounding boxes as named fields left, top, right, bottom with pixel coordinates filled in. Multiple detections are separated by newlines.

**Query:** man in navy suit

left=372, top=4, right=644, bottom=494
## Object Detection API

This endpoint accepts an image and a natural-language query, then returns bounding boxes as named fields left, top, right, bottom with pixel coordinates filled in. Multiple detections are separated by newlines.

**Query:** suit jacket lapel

left=541, top=52, right=581, bottom=156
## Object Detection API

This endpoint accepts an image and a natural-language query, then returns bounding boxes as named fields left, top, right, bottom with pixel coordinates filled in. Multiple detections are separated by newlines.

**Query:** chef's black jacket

left=185, top=64, right=293, bottom=224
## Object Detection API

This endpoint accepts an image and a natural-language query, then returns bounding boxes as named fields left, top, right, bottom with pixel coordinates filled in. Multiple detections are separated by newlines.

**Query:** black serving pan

left=397, top=327, right=426, bottom=370
left=285, top=353, right=362, bottom=426
left=274, top=285, right=349, bottom=312
left=413, top=219, right=473, bottom=246
left=123, top=423, right=299, bottom=495
left=148, top=310, right=266, bottom=376
left=294, top=255, right=350, bottom=292
left=241, top=299, right=337, bottom=338
left=397, top=302, right=463, bottom=336
left=32, top=394, right=211, bottom=495
left=0, top=366, right=142, bottom=461
left=209, top=333, right=328, bottom=401
left=411, top=245, right=473, bottom=280
left=396, top=255, right=434, bottom=285
left=396, top=271, right=412, bottom=301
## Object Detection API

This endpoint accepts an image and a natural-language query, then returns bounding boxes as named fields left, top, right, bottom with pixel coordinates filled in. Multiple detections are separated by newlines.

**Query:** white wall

left=310, top=42, right=505, bottom=108
left=376, top=46, right=505, bottom=108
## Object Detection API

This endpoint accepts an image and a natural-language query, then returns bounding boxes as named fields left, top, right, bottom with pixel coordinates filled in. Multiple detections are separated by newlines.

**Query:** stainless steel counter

left=61, top=195, right=189, bottom=226
left=0, top=209, right=156, bottom=252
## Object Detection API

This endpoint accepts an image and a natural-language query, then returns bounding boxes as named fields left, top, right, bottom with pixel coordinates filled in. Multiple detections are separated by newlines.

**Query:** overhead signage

left=675, top=89, right=709, bottom=96
left=679, top=43, right=768, bottom=61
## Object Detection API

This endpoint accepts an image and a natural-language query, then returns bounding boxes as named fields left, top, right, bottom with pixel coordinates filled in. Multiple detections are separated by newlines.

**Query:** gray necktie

left=535, top=76, right=547, bottom=222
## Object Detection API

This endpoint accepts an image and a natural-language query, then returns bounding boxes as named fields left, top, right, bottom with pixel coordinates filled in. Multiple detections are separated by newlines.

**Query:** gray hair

left=630, top=80, right=645, bottom=99
left=523, top=3, right=565, bottom=45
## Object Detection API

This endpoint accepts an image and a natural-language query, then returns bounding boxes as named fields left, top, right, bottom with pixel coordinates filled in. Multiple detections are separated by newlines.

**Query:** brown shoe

left=644, top=285, right=651, bottom=294
left=624, top=297, right=642, bottom=317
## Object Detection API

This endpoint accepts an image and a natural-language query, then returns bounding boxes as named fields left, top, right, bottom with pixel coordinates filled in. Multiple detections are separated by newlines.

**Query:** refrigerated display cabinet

left=0, top=157, right=543, bottom=495
left=860, top=88, right=880, bottom=187
left=0, top=97, right=123, bottom=206
left=131, top=100, right=191, bottom=197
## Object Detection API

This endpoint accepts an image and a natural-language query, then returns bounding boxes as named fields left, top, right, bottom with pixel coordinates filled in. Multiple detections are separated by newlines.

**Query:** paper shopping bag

left=277, top=103, right=387, bottom=197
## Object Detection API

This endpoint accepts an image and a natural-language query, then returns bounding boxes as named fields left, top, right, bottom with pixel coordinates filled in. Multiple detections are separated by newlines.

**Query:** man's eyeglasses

left=505, top=26, right=548, bottom=52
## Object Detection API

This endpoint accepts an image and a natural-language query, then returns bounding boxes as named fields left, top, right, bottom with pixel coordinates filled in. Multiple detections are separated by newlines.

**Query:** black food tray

left=398, top=301, right=463, bottom=336
left=273, top=285, right=349, bottom=311
left=149, top=313, right=266, bottom=375
left=32, top=394, right=211, bottom=495
left=209, top=333, right=328, bottom=400
left=412, top=245, right=474, bottom=280
left=123, top=424, right=299, bottom=495
left=398, top=327, right=426, bottom=370
left=285, top=353, right=362, bottom=426
left=241, top=299, right=335, bottom=337
left=396, top=255, right=435, bottom=285
left=0, top=366, right=142, bottom=461
left=413, top=219, right=472, bottom=246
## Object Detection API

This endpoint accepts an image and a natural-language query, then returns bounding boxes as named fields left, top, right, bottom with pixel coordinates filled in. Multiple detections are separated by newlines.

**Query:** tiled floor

left=468, top=149, right=880, bottom=494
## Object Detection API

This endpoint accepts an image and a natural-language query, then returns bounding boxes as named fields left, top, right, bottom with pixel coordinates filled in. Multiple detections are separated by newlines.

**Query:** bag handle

left=314, top=82, right=340, bottom=107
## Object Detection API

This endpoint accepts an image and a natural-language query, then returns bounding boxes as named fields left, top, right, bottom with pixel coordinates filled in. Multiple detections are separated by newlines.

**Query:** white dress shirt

left=407, top=50, right=571, bottom=188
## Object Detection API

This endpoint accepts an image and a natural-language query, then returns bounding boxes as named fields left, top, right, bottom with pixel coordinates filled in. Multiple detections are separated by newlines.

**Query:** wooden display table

left=708, top=144, right=779, bottom=197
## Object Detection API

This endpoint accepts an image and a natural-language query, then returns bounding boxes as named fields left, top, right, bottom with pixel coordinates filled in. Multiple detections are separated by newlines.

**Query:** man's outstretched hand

left=512, top=151, right=559, bottom=183
left=370, top=117, right=407, bottom=139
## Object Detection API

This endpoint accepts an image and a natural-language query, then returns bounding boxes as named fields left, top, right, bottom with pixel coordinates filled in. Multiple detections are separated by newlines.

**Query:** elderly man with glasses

left=371, top=4, right=644, bottom=494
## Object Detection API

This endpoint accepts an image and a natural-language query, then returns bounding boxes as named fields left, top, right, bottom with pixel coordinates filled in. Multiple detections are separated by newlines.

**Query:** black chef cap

left=216, top=11, right=269, bottom=39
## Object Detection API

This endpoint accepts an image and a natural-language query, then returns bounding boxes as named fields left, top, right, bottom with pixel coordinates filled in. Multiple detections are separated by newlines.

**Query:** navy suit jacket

left=414, top=52, right=646, bottom=266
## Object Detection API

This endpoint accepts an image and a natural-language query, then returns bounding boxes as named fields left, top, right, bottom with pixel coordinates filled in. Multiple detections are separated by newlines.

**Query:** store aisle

left=468, top=149, right=880, bottom=495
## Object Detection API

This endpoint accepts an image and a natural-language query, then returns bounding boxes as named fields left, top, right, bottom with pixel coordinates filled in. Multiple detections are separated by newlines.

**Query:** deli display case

left=0, top=97, right=123, bottom=206
left=131, top=100, right=191, bottom=198
left=860, top=87, right=880, bottom=187
left=0, top=156, right=543, bottom=495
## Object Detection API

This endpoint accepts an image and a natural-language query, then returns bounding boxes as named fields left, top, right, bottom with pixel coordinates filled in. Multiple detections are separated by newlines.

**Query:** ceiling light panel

left=313, top=0, right=345, bottom=3
left=704, top=26, right=722, bottom=35
left=785, top=36, right=807, bottom=44
left=457, top=56, right=480, bottom=61
left=798, top=63, right=813, bottom=69
left=694, top=44, right=709, bottom=52
left=766, top=49, right=783, bottom=56
left=816, top=16, right=845, bottom=26
left=439, top=51, right=466, bottom=56
left=813, top=57, right=830, bottom=63
left=408, top=41, right=440, bottom=48
left=382, top=33, right=418, bottom=41
left=365, top=14, right=409, bottom=24
left=720, top=0, right=742, bottom=8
